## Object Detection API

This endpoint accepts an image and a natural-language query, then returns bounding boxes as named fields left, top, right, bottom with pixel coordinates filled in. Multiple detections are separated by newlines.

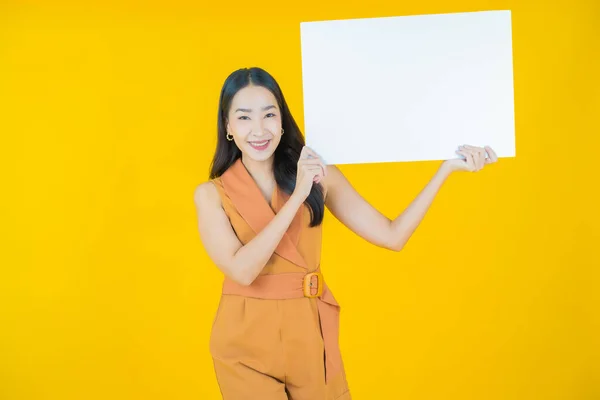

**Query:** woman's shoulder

left=193, top=178, right=224, bottom=209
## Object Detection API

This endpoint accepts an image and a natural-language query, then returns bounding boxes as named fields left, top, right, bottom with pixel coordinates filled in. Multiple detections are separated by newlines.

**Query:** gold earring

left=226, top=132, right=233, bottom=141
left=281, top=128, right=285, bottom=135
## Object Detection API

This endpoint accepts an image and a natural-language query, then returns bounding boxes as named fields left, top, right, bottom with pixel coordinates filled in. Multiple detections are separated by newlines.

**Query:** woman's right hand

left=293, top=146, right=327, bottom=201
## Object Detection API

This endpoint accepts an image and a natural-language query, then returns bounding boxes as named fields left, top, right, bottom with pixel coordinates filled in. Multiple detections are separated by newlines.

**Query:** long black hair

left=209, top=67, right=324, bottom=227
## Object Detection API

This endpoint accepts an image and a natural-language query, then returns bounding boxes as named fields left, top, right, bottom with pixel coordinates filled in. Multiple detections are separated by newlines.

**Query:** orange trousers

left=209, top=274, right=351, bottom=399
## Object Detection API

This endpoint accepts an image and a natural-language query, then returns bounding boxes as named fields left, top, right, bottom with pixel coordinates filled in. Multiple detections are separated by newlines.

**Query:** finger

left=484, top=150, right=498, bottom=165
left=303, top=164, right=323, bottom=171
left=303, top=146, right=320, bottom=158
left=455, top=150, right=471, bottom=170
left=303, top=165, right=324, bottom=177
left=468, top=148, right=484, bottom=170
left=469, top=151, right=482, bottom=171
left=462, top=145, right=485, bottom=155
left=299, top=157, right=327, bottom=176
left=474, top=150, right=484, bottom=170
left=462, top=145, right=486, bottom=166
left=308, top=169, right=323, bottom=183
left=462, top=144, right=484, bottom=152
left=459, top=150, right=476, bottom=171
left=300, top=146, right=309, bottom=160
left=455, top=150, right=468, bottom=160
left=303, top=147, right=326, bottom=169
left=299, top=158, right=325, bottom=165
left=470, top=152, right=478, bottom=171
left=463, top=144, right=486, bottom=161
left=484, top=146, right=498, bottom=163
left=455, top=150, right=468, bottom=159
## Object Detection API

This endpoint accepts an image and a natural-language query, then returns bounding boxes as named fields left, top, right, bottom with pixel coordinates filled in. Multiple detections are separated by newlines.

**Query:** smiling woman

left=209, top=68, right=326, bottom=227
left=193, top=67, right=497, bottom=400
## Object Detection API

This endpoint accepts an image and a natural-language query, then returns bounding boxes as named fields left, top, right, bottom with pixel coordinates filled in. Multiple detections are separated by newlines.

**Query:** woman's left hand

left=443, top=145, right=498, bottom=173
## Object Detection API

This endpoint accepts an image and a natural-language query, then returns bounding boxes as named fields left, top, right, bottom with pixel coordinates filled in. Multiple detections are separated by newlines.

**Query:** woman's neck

left=241, top=154, right=275, bottom=185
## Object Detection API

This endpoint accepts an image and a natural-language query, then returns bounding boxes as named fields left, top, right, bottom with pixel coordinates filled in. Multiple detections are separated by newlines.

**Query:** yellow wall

left=1, top=1, right=598, bottom=399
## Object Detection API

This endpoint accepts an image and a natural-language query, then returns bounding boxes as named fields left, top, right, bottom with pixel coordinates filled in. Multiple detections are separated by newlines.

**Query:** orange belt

left=221, top=268, right=342, bottom=384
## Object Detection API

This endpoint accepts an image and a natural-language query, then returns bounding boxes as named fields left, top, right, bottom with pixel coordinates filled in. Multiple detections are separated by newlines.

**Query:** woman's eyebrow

left=235, top=105, right=277, bottom=113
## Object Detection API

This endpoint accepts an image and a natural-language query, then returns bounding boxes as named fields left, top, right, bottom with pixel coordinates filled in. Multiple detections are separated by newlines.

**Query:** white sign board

left=300, top=10, right=516, bottom=165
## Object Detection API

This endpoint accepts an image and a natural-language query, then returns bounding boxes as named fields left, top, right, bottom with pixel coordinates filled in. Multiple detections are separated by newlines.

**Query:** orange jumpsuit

left=209, top=159, right=351, bottom=400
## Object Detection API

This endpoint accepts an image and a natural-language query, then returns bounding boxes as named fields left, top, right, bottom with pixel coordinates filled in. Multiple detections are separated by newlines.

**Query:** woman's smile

left=248, top=139, right=271, bottom=151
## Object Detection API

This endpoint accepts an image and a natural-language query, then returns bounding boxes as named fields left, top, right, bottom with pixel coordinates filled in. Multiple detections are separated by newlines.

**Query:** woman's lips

left=248, top=139, right=271, bottom=151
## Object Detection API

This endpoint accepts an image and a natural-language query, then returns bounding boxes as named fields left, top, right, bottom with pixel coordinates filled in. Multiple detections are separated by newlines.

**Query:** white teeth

left=250, top=140, right=269, bottom=145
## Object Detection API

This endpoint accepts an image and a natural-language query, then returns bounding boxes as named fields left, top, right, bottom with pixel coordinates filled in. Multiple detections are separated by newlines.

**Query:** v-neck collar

left=220, top=158, right=307, bottom=269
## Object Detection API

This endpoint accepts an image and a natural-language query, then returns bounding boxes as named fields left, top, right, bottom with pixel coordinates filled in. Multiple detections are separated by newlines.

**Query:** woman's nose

left=251, top=121, right=266, bottom=136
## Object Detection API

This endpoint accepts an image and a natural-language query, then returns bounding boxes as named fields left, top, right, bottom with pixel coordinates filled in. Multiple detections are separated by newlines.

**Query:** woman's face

left=226, top=85, right=283, bottom=162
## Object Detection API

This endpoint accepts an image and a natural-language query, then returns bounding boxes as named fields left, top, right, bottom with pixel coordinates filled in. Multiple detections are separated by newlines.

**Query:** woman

left=194, top=67, right=498, bottom=400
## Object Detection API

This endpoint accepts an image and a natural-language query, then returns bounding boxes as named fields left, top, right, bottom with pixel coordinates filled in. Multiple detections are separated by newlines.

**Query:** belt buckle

left=303, top=272, right=323, bottom=298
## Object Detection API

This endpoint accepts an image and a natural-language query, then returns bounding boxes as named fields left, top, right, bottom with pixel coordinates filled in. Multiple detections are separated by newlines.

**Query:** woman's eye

left=238, top=116, right=250, bottom=120
left=265, top=113, right=276, bottom=118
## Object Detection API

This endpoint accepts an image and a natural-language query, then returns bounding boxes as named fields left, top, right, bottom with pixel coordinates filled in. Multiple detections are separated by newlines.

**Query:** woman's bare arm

left=323, top=144, right=498, bottom=251
left=194, top=182, right=305, bottom=286
left=323, top=163, right=453, bottom=252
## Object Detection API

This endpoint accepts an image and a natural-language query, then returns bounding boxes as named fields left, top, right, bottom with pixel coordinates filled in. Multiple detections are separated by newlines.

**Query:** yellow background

left=1, top=0, right=599, bottom=399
